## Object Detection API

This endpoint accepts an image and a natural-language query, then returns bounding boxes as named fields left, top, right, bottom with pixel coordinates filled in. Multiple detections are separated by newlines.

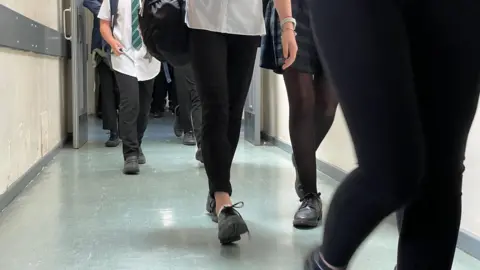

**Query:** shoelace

left=220, top=201, right=251, bottom=239
left=299, top=193, right=321, bottom=208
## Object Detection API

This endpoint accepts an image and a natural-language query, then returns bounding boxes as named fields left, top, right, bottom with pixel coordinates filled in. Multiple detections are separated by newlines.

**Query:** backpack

left=138, top=0, right=190, bottom=67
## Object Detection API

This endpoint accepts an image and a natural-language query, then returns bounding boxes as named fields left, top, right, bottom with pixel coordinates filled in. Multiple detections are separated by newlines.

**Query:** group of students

left=86, top=0, right=480, bottom=269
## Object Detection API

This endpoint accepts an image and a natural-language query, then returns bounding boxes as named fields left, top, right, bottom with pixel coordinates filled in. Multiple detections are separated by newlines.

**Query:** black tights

left=308, top=0, right=480, bottom=269
left=283, top=68, right=338, bottom=194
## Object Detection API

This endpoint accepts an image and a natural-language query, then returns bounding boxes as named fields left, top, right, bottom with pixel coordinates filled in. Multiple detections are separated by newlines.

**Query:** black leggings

left=283, top=69, right=337, bottom=194
left=308, top=0, right=480, bottom=268
left=189, top=29, right=260, bottom=195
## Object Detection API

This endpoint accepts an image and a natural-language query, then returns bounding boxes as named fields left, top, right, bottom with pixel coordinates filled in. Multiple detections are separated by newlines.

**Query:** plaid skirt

left=260, top=0, right=323, bottom=75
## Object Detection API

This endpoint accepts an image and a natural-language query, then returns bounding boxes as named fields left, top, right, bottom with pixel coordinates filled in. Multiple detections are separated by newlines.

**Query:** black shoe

left=195, top=147, right=204, bottom=163
left=138, top=148, right=146, bottom=164
left=173, top=106, right=183, bottom=137
left=293, top=193, right=323, bottom=228
left=217, top=202, right=249, bottom=244
left=292, top=154, right=305, bottom=198
left=183, top=131, right=196, bottom=146
left=304, top=246, right=331, bottom=270
left=105, top=132, right=120, bottom=147
left=206, top=194, right=216, bottom=222
left=123, top=156, right=140, bottom=175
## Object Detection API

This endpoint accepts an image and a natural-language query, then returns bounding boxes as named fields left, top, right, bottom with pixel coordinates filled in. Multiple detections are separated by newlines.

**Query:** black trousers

left=308, top=0, right=480, bottom=268
left=97, top=61, right=119, bottom=132
left=190, top=29, right=260, bottom=195
left=115, top=71, right=154, bottom=158
left=151, top=64, right=177, bottom=113
left=174, top=64, right=202, bottom=144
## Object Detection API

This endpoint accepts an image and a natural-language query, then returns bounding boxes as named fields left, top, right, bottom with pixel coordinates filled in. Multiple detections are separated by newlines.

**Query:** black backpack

left=138, top=0, right=190, bottom=67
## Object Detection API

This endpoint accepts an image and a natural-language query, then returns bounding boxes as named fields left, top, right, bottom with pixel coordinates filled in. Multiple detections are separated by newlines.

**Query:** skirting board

left=260, top=131, right=480, bottom=261
left=0, top=139, right=66, bottom=213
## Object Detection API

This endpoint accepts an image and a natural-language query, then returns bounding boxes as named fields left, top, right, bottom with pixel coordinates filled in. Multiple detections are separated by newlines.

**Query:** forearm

left=273, top=0, right=292, bottom=20
left=99, top=20, right=115, bottom=45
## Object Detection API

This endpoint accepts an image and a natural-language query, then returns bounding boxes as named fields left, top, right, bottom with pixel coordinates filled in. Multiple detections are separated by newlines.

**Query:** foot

left=195, top=147, right=204, bottom=163
left=183, top=131, right=196, bottom=146
left=138, top=148, right=146, bottom=164
left=293, top=193, right=323, bottom=228
left=173, top=106, right=183, bottom=137
left=292, top=154, right=305, bottom=198
left=304, top=247, right=332, bottom=270
left=217, top=202, right=249, bottom=244
left=123, top=156, right=140, bottom=175
left=105, top=132, right=120, bottom=147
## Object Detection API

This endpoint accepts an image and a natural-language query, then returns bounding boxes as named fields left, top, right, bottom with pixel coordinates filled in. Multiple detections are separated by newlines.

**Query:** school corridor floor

left=0, top=117, right=479, bottom=270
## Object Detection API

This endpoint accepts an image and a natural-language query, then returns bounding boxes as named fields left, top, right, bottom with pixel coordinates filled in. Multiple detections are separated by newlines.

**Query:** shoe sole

left=183, top=141, right=196, bottom=146
left=105, top=141, right=120, bottom=147
left=123, top=169, right=139, bottom=175
left=218, top=215, right=249, bottom=245
left=138, top=159, right=146, bottom=165
left=123, top=165, right=140, bottom=175
left=293, top=217, right=321, bottom=228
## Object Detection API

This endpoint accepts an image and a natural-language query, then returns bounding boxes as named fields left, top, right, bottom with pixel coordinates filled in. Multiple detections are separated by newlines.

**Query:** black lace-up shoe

left=105, top=132, right=120, bottom=147
left=123, top=156, right=140, bottom=175
left=217, top=202, right=249, bottom=244
left=293, top=193, right=323, bottom=228
left=183, top=131, right=196, bottom=146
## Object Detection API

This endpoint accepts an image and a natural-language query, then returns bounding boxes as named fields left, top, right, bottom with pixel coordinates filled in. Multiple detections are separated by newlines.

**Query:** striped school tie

left=131, top=0, right=142, bottom=50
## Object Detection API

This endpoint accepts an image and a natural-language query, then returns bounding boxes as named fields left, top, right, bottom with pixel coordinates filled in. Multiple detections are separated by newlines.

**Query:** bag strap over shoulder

left=109, top=0, right=119, bottom=29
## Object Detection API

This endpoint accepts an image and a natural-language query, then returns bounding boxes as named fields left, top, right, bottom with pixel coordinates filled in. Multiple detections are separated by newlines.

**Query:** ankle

left=214, top=192, right=232, bottom=214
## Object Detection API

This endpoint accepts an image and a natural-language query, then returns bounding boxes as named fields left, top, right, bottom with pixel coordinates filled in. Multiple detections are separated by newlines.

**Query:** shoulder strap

left=109, top=0, right=119, bottom=29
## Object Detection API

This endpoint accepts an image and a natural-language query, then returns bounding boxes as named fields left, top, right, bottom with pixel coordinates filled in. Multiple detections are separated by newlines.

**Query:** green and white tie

left=131, top=0, right=142, bottom=50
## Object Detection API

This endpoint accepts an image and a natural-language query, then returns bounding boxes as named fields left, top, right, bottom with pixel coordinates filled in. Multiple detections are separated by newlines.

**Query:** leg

left=98, top=62, right=119, bottom=145
left=190, top=30, right=251, bottom=244
left=283, top=68, right=325, bottom=228
left=306, top=0, right=425, bottom=268
left=137, top=79, right=154, bottom=147
left=174, top=65, right=196, bottom=145
left=225, top=34, right=261, bottom=157
left=115, top=72, right=141, bottom=174
left=284, top=69, right=319, bottom=195
left=190, top=29, right=230, bottom=196
left=313, top=75, right=338, bottom=150
left=397, top=0, right=480, bottom=268
left=151, top=71, right=167, bottom=116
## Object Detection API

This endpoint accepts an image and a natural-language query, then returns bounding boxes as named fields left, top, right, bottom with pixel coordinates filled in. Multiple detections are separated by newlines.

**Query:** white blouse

left=185, top=0, right=266, bottom=36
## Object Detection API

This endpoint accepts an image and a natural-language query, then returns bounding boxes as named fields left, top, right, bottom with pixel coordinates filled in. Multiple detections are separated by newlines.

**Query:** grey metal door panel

left=66, top=0, right=89, bottom=148
left=244, top=49, right=262, bottom=146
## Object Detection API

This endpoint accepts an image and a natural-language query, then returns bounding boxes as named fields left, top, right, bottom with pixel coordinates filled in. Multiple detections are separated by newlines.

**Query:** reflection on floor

left=0, top=117, right=478, bottom=270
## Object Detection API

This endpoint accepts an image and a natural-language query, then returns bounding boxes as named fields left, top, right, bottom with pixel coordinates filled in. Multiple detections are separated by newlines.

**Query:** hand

left=281, top=27, right=298, bottom=70
left=110, top=39, right=124, bottom=56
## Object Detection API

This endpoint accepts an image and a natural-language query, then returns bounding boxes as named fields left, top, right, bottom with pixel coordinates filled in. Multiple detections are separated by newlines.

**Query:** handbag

left=138, top=0, right=190, bottom=67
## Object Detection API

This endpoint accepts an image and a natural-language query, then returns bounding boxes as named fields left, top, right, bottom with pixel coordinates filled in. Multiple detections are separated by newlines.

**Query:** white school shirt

left=185, top=0, right=266, bottom=36
left=98, top=0, right=161, bottom=81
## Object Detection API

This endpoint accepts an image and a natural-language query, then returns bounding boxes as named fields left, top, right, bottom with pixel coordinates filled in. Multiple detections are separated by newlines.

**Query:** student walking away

left=151, top=62, right=177, bottom=118
left=187, top=0, right=297, bottom=244
left=261, top=0, right=338, bottom=229
left=83, top=0, right=120, bottom=147
left=173, top=65, right=201, bottom=147
left=303, top=0, right=480, bottom=269
left=98, top=0, right=161, bottom=175
left=138, top=0, right=203, bottom=163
